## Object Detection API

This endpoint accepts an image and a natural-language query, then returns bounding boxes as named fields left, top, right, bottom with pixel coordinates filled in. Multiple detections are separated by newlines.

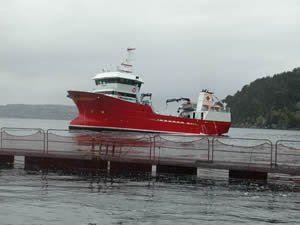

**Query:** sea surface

left=0, top=118, right=299, bottom=225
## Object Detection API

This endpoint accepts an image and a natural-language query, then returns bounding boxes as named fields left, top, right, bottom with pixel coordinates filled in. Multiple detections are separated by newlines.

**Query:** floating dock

left=0, top=127, right=299, bottom=182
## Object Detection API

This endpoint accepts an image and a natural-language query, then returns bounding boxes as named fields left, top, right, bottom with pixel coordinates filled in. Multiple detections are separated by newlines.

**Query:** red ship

left=68, top=48, right=231, bottom=135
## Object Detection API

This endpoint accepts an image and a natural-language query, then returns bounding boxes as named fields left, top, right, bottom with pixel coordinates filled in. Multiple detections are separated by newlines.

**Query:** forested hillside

left=225, top=67, right=300, bottom=129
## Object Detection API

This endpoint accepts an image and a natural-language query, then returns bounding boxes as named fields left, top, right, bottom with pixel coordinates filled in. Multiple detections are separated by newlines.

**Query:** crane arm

left=166, top=97, right=190, bottom=104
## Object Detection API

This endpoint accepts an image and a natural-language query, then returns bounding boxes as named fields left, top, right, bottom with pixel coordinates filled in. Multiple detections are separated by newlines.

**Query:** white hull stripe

left=69, top=124, right=206, bottom=136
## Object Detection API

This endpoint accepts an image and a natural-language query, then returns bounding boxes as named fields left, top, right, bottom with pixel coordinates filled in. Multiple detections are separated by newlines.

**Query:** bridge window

left=95, top=78, right=142, bottom=86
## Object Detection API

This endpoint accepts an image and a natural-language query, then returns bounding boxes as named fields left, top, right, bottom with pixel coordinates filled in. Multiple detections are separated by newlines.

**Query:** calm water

left=0, top=118, right=299, bottom=225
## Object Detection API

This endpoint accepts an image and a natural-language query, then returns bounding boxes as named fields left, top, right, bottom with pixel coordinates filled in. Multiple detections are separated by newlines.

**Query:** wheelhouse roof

left=93, top=71, right=143, bottom=83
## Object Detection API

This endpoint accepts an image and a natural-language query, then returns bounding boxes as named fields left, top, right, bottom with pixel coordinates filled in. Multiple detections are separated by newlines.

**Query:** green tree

left=255, top=115, right=266, bottom=128
left=295, top=102, right=300, bottom=111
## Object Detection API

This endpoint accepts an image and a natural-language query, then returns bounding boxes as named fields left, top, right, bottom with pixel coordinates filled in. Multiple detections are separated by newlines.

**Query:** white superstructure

left=92, top=48, right=143, bottom=102
left=168, top=90, right=231, bottom=122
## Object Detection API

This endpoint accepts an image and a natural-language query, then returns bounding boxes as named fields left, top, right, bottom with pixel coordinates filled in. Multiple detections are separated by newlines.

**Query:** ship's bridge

left=92, top=71, right=143, bottom=102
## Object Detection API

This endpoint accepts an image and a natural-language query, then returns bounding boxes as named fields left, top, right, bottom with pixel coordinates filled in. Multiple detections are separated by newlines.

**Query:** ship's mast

left=118, top=47, right=136, bottom=73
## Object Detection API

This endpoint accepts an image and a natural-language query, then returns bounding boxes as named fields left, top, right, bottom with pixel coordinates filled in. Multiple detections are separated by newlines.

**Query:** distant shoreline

left=0, top=116, right=71, bottom=121
left=0, top=104, right=77, bottom=121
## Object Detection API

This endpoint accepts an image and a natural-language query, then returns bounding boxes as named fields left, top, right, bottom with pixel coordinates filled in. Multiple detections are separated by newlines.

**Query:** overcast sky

left=1, top=0, right=299, bottom=110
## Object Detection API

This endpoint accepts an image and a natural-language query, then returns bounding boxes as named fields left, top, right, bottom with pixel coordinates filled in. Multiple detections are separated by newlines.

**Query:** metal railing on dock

left=275, top=140, right=300, bottom=167
left=0, top=127, right=299, bottom=175
left=0, top=127, right=46, bottom=155
left=211, top=137, right=273, bottom=166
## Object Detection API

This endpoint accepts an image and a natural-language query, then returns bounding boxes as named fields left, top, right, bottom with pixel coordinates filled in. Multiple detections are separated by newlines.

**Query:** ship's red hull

left=68, top=91, right=231, bottom=135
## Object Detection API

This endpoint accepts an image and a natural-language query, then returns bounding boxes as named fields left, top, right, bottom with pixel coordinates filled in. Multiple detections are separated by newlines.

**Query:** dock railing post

left=91, top=137, right=95, bottom=152
left=207, top=137, right=210, bottom=162
left=154, top=135, right=156, bottom=162
left=153, top=135, right=157, bottom=164
left=112, top=142, right=115, bottom=157
left=268, top=140, right=273, bottom=168
left=154, top=135, right=160, bottom=165
left=149, top=136, right=152, bottom=163
left=275, top=140, right=279, bottom=167
left=41, top=128, right=46, bottom=155
left=270, top=140, right=273, bottom=168
left=152, top=134, right=159, bottom=164
left=0, top=127, right=3, bottom=150
left=211, top=137, right=215, bottom=162
left=46, top=129, right=49, bottom=155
